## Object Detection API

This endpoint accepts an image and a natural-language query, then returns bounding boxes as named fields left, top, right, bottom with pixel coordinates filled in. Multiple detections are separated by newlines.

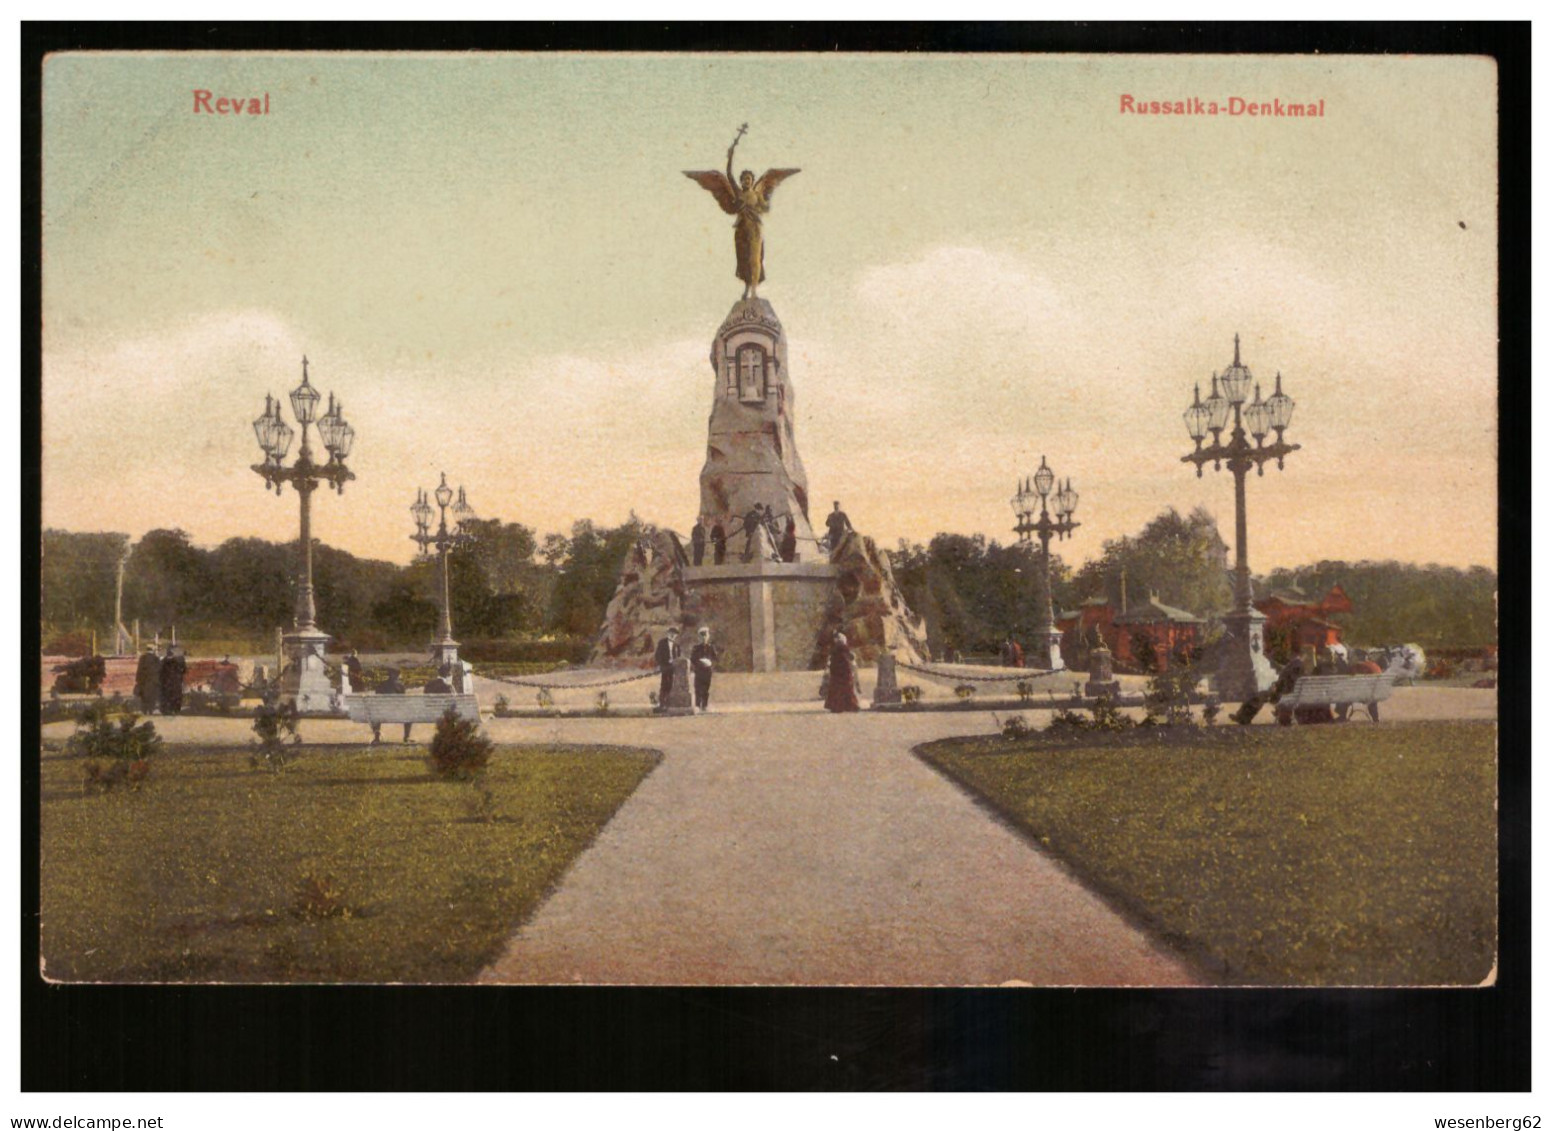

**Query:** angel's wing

left=683, top=170, right=739, bottom=215
left=755, top=168, right=801, bottom=203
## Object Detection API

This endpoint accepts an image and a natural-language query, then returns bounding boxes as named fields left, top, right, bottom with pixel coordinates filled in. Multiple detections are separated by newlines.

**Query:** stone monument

left=586, top=127, right=930, bottom=673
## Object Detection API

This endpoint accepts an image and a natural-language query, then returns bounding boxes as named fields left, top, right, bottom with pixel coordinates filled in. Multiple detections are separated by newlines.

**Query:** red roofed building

left=1058, top=592, right=1205, bottom=673
left=1256, top=584, right=1352, bottom=657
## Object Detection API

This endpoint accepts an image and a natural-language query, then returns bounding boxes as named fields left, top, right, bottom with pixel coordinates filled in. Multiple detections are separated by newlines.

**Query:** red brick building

left=1058, top=592, right=1205, bottom=673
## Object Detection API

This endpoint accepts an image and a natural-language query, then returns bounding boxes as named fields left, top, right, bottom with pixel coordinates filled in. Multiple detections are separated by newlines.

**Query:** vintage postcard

left=38, top=47, right=1500, bottom=996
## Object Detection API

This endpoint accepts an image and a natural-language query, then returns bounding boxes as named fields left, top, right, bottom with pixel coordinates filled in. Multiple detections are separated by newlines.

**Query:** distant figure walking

left=824, top=501, right=853, bottom=558
left=711, top=522, right=727, bottom=565
left=825, top=632, right=861, bottom=713
left=134, top=645, right=162, bottom=714
left=654, top=626, right=682, bottom=712
left=159, top=646, right=187, bottom=716
left=691, top=627, right=720, bottom=713
left=691, top=517, right=707, bottom=566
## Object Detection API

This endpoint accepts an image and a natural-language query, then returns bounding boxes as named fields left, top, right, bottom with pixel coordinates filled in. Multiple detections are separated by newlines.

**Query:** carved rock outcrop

left=810, top=531, right=930, bottom=667
left=586, top=529, right=702, bottom=669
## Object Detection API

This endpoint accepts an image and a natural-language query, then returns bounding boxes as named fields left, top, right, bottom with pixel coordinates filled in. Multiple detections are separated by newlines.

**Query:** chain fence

left=476, top=667, right=660, bottom=693
left=895, top=660, right=1075, bottom=686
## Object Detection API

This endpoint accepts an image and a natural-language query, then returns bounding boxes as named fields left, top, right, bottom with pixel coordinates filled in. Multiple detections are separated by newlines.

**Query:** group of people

left=651, top=623, right=863, bottom=715
left=688, top=501, right=855, bottom=567
left=132, top=643, right=188, bottom=716
left=653, top=625, right=721, bottom=712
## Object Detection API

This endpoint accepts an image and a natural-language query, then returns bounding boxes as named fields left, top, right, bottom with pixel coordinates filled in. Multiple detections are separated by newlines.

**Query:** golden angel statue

left=685, top=125, right=800, bottom=300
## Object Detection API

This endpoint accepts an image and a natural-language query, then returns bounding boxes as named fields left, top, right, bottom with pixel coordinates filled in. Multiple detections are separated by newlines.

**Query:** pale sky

left=42, top=52, right=1498, bottom=570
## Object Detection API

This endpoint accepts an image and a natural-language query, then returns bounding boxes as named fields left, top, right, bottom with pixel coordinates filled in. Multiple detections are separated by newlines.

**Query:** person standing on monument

left=691, top=627, right=720, bottom=713
left=691, top=517, right=707, bottom=566
left=824, top=632, right=862, bottom=713
left=824, top=501, right=853, bottom=558
left=653, top=626, right=682, bottom=712
left=740, top=502, right=768, bottom=562
left=780, top=514, right=798, bottom=563
left=134, top=644, right=162, bottom=714
left=711, top=522, right=727, bottom=565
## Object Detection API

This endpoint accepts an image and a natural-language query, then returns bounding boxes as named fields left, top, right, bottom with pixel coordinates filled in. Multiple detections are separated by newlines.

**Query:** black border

left=22, top=21, right=1529, bottom=1092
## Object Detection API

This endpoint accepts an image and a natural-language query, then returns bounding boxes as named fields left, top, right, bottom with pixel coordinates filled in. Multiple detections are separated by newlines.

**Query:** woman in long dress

left=825, top=632, right=861, bottom=714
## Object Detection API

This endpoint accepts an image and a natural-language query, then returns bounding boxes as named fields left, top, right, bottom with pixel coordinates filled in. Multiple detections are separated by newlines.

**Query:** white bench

left=343, top=693, right=479, bottom=743
left=1276, top=674, right=1394, bottom=725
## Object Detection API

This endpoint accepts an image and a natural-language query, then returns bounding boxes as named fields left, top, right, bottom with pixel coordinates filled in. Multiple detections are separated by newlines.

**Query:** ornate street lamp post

left=1012, top=455, right=1080, bottom=670
left=251, top=357, right=356, bottom=713
left=411, top=474, right=475, bottom=672
left=1182, top=333, right=1299, bottom=701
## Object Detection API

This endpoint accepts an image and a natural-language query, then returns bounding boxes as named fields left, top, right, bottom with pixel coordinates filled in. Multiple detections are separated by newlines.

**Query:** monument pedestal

left=281, top=627, right=342, bottom=715
left=871, top=652, right=902, bottom=706
left=683, top=558, right=837, bottom=673
left=662, top=656, right=695, bottom=715
left=1084, top=644, right=1121, bottom=699
left=1216, top=607, right=1277, bottom=702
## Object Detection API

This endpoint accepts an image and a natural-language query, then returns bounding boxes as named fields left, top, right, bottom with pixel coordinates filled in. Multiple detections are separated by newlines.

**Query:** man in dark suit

left=824, top=501, right=853, bottom=558
left=158, top=645, right=187, bottom=715
left=690, top=626, right=720, bottom=712
left=653, top=626, right=682, bottom=711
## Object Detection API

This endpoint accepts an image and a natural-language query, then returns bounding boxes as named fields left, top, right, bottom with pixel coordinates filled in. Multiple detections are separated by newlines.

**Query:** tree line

left=41, top=507, right=1495, bottom=655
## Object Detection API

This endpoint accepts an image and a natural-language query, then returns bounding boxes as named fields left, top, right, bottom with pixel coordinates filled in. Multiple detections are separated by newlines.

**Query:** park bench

left=343, top=693, right=479, bottom=744
left=1275, top=674, right=1394, bottom=725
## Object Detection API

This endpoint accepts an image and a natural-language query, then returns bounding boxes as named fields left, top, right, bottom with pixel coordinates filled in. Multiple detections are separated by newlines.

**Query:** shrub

left=251, top=702, right=301, bottom=771
left=427, top=708, right=493, bottom=781
left=1202, top=695, right=1221, bottom=727
left=69, top=703, right=164, bottom=764
left=1000, top=714, right=1031, bottom=740
left=953, top=684, right=977, bottom=702
left=185, top=689, right=239, bottom=715
left=1046, top=708, right=1092, bottom=733
left=1016, top=680, right=1034, bottom=703
left=536, top=688, right=555, bottom=712
left=1089, top=694, right=1135, bottom=732
left=493, top=694, right=511, bottom=716
left=901, top=685, right=922, bottom=704
left=1144, top=668, right=1198, bottom=728
left=595, top=690, right=610, bottom=715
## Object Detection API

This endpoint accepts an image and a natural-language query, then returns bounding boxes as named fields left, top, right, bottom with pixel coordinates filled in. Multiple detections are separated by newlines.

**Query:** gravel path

left=475, top=710, right=1203, bottom=987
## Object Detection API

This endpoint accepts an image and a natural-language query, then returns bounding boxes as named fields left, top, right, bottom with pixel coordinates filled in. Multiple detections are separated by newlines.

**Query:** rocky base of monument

left=587, top=530, right=703, bottom=669
left=808, top=531, right=930, bottom=668
left=587, top=527, right=931, bottom=673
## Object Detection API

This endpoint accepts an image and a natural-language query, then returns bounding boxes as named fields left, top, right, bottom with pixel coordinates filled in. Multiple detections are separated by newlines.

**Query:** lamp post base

left=281, top=627, right=343, bottom=715
left=430, top=639, right=461, bottom=673
left=1027, top=628, right=1065, bottom=672
left=1216, top=607, right=1277, bottom=703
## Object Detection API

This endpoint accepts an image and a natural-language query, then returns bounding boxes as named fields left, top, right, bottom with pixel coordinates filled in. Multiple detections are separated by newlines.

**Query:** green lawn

left=41, top=741, right=659, bottom=983
left=918, top=722, right=1496, bottom=986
